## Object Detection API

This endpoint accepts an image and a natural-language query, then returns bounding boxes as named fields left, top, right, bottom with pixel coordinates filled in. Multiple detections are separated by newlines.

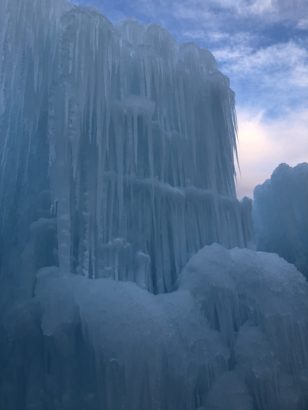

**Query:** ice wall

left=253, top=163, right=308, bottom=279
left=0, top=0, right=71, bottom=305
left=0, top=0, right=249, bottom=294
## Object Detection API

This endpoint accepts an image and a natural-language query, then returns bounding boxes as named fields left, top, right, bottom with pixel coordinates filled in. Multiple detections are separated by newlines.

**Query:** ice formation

left=0, top=0, right=250, bottom=295
left=2, top=245, right=308, bottom=409
left=1, top=0, right=308, bottom=409
left=254, top=163, right=308, bottom=279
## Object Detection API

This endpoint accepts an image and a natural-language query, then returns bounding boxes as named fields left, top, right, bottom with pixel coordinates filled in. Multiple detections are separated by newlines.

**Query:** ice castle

left=1, top=1, right=308, bottom=409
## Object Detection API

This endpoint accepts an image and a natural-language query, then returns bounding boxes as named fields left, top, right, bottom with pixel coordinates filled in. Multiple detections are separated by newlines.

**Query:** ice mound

left=2, top=245, right=307, bottom=409
left=254, top=163, right=308, bottom=279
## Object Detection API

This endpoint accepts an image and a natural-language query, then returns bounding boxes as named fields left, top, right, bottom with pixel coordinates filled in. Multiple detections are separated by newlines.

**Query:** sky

left=76, top=0, right=308, bottom=198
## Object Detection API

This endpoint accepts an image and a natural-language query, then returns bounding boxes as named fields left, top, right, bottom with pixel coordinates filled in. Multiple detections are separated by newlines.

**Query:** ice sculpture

left=254, top=163, right=308, bottom=279
left=0, top=0, right=250, bottom=295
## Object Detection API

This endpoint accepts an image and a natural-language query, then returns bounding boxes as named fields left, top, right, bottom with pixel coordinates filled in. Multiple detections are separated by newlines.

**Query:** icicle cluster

left=0, top=0, right=250, bottom=293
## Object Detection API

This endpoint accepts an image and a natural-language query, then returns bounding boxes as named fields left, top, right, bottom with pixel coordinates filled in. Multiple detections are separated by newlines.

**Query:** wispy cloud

left=297, top=18, right=308, bottom=30
left=211, top=0, right=308, bottom=20
left=215, top=41, right=308, bottom=78
left=211, top=0, right=273, bottom=15
left=211, top=39, right=308, bottom=128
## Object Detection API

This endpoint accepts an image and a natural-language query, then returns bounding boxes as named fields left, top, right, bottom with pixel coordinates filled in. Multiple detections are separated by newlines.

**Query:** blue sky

left=75, top=0, right=308, bottom=197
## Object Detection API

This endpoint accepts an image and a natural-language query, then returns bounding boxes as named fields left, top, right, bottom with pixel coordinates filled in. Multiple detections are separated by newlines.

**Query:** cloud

left=212, top=0, right=273, bottom=15
left=297, top=18, right=308, bottom=30
left=213, top=39, right=308, bottom=119
left=273, top=0, right=308, bottom=20
left=214, top=41, right=308, bottom=80
left=212, top=0, right=308, bottom=20
left=236, top=108, right=308, bottom=198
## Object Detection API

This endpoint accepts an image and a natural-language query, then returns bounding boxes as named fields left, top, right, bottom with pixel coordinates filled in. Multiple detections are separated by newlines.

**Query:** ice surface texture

left=254, top=163, right=308, bottom=279
left=2, top=245, right=308, bottom=409
left=0, top=0, right=250, bottom=294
